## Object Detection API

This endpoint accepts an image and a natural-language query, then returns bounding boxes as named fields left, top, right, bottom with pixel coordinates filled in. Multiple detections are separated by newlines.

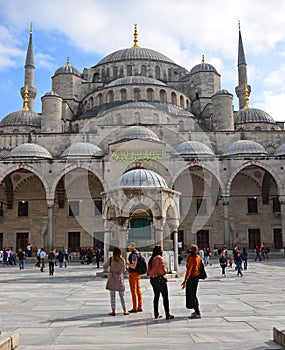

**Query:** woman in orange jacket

left=181, top=244, right=202, bottom=319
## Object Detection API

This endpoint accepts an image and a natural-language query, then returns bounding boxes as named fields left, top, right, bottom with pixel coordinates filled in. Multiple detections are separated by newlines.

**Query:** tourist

left=58, top=249, right=64, bottom=268
left=219, top=251, right=227, bottom=277
left=103, top=247, right=129, bottom=316
left=26, top=243, right=32, bottom=257
left=48, top=248, right=56, bottom=276
left=126, top=242, right=143, bottom=313
left=241, top=247, right=248, bottom=270
left=236, top=250, right=243, bottom=277
left=181, top=244, right=202, bottom=319
left=17, top=248, right=25, bottom=270
left=254, top=245, right=262, bottom=261
left=95, top=248, right=101, bottom=268
left=39, top=248, right=46, bottom=272
left=147, top=246, right=174, bottom=320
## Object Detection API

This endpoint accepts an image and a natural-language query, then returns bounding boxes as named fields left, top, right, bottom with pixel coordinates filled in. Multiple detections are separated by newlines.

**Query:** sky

left=1, top=0, right=285, bottom=121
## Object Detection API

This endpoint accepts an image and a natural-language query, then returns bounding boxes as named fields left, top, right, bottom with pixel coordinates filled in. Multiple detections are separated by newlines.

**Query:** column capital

left=222, top=196, right=230, bottom=206
left=46, top=199, right=55, bottom=207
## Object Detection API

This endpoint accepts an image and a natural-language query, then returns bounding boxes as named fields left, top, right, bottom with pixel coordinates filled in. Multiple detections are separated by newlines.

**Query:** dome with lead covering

left=190, top=63, right=218, bottom=75
left=9, top=143, right=52, bottom=159
left=54, top=57, right=81, bottom=77
left=235, top=108, right=276, bottom=124
left=116, top=126, right=160, bottom=143
left=96, top=47, right=174, bottom=66
left=116, top=168, right=168, bottom=188
left=176, top=141, right=215, bottom=156
left=223, top=140, right=268, bottom=157
left=106, top=76, right=167, bottom=87
left=274, top=143, right=285, bottom=156
left=61, top=142, right=104, bottom=158
left=0, top=110, right=41, bottom=127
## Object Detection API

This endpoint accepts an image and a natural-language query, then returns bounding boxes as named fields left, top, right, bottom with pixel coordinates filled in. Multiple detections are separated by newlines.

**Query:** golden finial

left=202, top=54, right=205, bottom=64
left=30, top=22, right=33, bottom=34
left=23, top=84, right=29, bottom=111
left=132, top=24, right=139, bottom=48
left=244, top=84, right=250, bottom=109
left=65, top=56, right=71, bottom=67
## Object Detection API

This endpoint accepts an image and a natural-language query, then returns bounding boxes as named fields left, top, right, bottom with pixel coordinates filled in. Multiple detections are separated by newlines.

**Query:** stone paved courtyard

left=1, top=256, right=285, bottom=349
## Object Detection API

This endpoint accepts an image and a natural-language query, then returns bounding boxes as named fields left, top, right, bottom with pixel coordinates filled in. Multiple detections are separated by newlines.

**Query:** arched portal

left=0, top=169, right=47, bottom=252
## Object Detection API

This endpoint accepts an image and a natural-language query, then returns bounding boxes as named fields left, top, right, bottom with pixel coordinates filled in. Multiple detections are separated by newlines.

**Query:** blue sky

left=1, top=0, right=285, bottom=121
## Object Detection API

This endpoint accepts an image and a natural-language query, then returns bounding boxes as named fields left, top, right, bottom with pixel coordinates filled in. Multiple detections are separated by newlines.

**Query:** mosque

left=0, top=24, right=284, bottom=270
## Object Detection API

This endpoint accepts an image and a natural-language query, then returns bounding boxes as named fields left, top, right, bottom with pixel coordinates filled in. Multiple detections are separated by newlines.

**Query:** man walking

left=17, top=248, right=25, bottom=270
left=39, top=248, right=46, bottom=272
left=127, top=242, right=143, bottom=313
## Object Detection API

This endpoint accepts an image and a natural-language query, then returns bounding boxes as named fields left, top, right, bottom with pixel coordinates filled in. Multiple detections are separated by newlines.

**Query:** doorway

left=197, top=230, right=209, bottom=249
left=273, top=228, right=282, bottom=249
left=16, top=232, right=29, bottom=251
left=248, top=229, right=261, bottom=249
left=68, top=232, right=80, bottom=253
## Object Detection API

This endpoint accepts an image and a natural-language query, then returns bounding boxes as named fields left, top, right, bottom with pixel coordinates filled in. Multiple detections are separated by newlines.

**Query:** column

left=172, top=230, right=179, bottom=273
left=47, top=203, right=54, bottom=251
left=154, top=227, right=164, bottom=248
left=222, top=196, right=230, bottom=248
left=103, top=230, right=111, bottom=265
left=280, top=197, right=285, bottom=247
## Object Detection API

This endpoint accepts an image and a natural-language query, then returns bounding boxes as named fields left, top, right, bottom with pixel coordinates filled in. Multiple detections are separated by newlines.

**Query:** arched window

left=120, top=89, right=127, bottom=101
left=106, top=68, right=110, bottom=79
left=101, top=69, right=106, bottom=81
left=160, top=90, right=167, bottom=103
left=127, top=65, right=132, bottom=76
left=90, top=96, right=94, bottom=108
left=134, top=88, right=141, bottom=101
left=155, top=66, right=160, bottom=80
left=153, top=113, right=159, bottom=124
left=168, top=68, right=173, bottom=81
left=147, top=88, right=154, bottom=101
left=180, top=95, right=184, bottom=108
left=141, top=65, right=147, bottom=76
left=113, top=66, right=118, bottom=78
left=171, top=92, right=177, bottom=105
left=108, top=90, right=114, bottom=103
left=179, top=121, right=184, bottom=131
left=186, top=99, right=190, bottom=109
left=97, top=93, right=103, bottom=105
left=93, top=72, right=99, bottom=82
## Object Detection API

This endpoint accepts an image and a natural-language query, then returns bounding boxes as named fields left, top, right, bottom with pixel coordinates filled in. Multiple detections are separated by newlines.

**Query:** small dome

left=176, top=141, right=215, bottom=156
left=116, top=168, right=168, bottom=189
left=235, top=108, right=276, bottom=124
left=274, top=143, right=285, bottom=156
left=43, top=91, right=60, bottom=97
left=96, top=47, right=174, bottom=66
left=0, top=110, right=41, bottom=128
left=106, top=76, right=167, bottom=87
left=213, top=89, right=232, bottom=96
left=61, top=142, right=104, bottom=158
left=9, top=143, right=52, bottom=159
left=190, top=63, right=218, bottom=75
left=54, top=58, right=81, bottom=77
left=116, top=126, right=160, bottom=143
left=223, top=140, right=268, bottom=157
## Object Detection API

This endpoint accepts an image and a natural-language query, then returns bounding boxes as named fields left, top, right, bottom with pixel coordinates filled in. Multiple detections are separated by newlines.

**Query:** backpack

left=135, top=254, right=147, bottom=275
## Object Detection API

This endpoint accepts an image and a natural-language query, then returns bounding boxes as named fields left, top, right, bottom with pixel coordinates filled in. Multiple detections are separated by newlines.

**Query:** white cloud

left=263, top=65, right=285, bottom=87
left=256, top=91, right=285, bottom=122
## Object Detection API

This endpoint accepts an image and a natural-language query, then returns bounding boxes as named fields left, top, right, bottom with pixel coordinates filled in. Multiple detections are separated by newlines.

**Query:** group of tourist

left=0, top=247, right=25, bottom=268
left=104, top=242, right=203, bottom=320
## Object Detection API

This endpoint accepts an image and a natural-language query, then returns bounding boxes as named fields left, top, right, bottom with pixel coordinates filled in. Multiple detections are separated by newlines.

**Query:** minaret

left=235, top=21, right=251, bottom=109
left=21, top=23, right=37, bottom=111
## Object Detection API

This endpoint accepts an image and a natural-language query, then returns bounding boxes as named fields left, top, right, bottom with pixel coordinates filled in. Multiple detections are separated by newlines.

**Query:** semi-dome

left=0, top=110, right=41, bottom=128
left=235, top=108, right=276, bottom=124
left=176, top=141, right=215, bottom=156
left=96, top=47, right=174, bottom=66
left=9, top=143, right=52, bottom=159
left=116, top=125, right=160, bottom=143
left=106, top=76, right=167, bottom=87
left=223, top=140, right=268, bottom=157
left=190, top=62, right=218, bottom=75
left=213, top=89, right=232, bottom=96
left=54, top=58, right=81, bottom=77
left=116, top=168, right=168, bottom=188
left=61, top=142, right=104, bottom=158
left=274, top=143, right=285, bottom=156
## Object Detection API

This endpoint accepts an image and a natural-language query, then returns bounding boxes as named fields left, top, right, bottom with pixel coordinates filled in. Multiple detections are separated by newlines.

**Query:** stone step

left=274, top=327, right=285, bottom=347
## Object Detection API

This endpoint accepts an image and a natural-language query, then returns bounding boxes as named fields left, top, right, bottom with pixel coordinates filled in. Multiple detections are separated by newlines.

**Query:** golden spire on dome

left=202, top=54, right=205, bottom=64
left=23, top=84, right=29, bottom=111
left=244, top=84, right=250, bottom=109
left=132, top=24, right=139, bottom=48
left=65, top=56, right=71, bottom=67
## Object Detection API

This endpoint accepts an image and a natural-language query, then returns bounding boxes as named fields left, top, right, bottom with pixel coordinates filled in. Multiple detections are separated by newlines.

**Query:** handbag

left=199, top=261, right=207, bottom=280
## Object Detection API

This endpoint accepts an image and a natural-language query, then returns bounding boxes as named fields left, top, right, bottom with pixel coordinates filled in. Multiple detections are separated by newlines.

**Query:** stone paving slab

left=1, top=258, right=285, bottom=349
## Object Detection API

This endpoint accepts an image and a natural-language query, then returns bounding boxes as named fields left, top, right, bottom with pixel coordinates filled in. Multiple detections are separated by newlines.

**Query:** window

left=147, top=88, right=154, bottom=101
left=113, top=66, right=118, bottom=78
left=18, top=201, right=28, bottom=217
left=97, top=93, right=103, bottom=105
left=120, top=89, right=127, bottom=101
left=160, top=90, right=167, bottom=103
left=134, top=89, right=141, bottom=101
left=0, top=202, right=3, bottom=217
left=168, top=68, right=173, bottom=81
left=197, top=198, right=207, bottom=215
left=127, top=65, right=132, bottom=76
left=94, top=200, right=103, bottom=216
left=141, top=65, right=147, bottom=76
left=248, top=198, right=258, bottom=214
left=0, top=232, right=3, bottom=250
left=155, top=66, right=160, bottom=80
left=272, top=197, right=281, bottom=212
left=108, top=90, right=114, bottom=103
left=171, top=92, right=177, bottom=105
left=68, top=232, right=80, bottom=252
left=68, top=201, right=80, bottom=217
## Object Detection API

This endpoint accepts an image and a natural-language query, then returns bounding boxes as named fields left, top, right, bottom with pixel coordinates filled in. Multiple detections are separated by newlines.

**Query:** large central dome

left=96, top=47, right=174, bottom=66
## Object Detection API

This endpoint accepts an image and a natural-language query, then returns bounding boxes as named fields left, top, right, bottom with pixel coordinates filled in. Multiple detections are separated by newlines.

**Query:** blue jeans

left=19, top=260, right=24, bottom=270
